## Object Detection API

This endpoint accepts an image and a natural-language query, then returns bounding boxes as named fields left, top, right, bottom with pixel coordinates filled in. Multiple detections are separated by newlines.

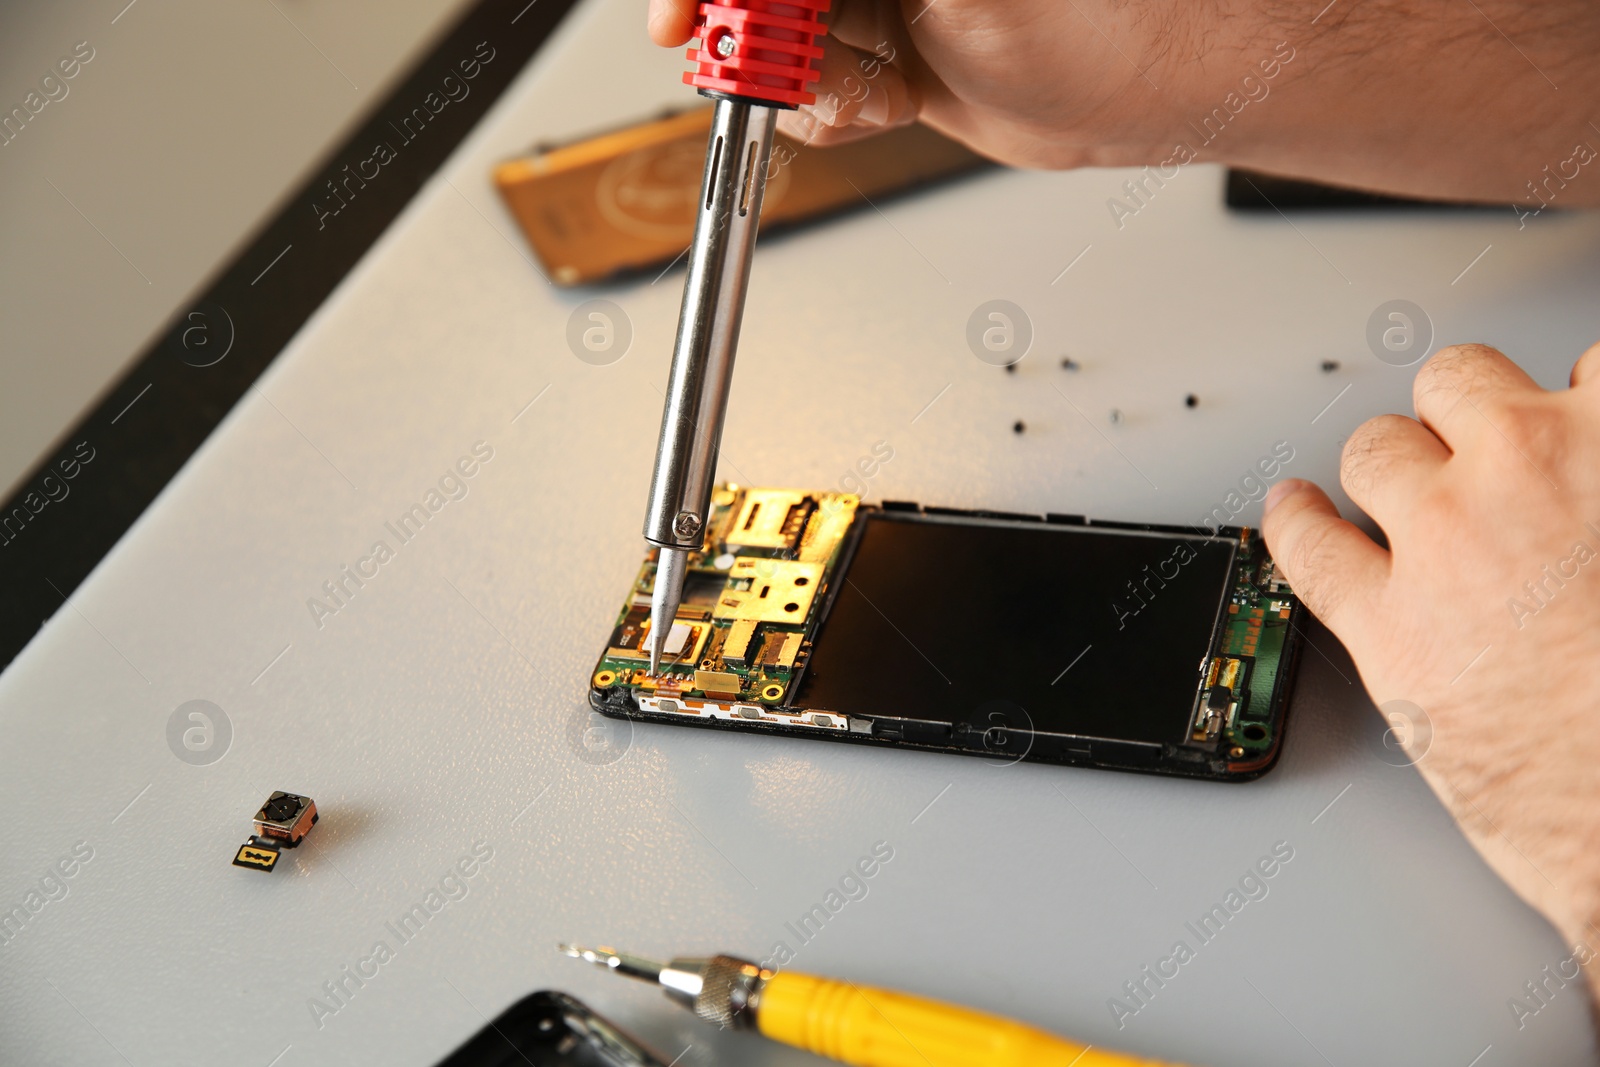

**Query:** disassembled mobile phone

left=589, top=486, right=1306, bottom=781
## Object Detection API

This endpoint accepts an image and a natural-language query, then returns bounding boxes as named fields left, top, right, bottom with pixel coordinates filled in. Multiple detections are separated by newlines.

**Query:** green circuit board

left=1193, top=550, right=1295, bottom=758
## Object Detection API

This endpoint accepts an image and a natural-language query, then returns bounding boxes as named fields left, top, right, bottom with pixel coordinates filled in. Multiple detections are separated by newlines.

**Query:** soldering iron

left=642, top=0, right=828, bottom=674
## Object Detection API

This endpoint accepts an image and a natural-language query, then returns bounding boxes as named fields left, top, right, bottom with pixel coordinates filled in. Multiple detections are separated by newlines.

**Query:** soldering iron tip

left=648, top=548, right=688, bottom=677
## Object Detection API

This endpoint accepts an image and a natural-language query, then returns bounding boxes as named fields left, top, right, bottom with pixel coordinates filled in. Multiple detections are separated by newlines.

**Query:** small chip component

left=726, top=489, right=816, bottom=553
left=758, top=631, right=804, bottom=672
left=694, top=669, right=741, bottom=697
left=232, top=791, right=318, bottom=873
left=1192, top=685, right=1232, bottom=743
left=1259, top=561, right=1291, bottom=595
left=721, top=619, right=758, bottom=668
left=1192, top=655, right=1245, bottom=744
left=644, top=621, right=695, bottom=658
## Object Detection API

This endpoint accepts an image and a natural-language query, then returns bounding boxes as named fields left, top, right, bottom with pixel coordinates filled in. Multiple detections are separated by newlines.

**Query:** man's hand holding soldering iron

left=650, top=0, right=1600, bottom=1019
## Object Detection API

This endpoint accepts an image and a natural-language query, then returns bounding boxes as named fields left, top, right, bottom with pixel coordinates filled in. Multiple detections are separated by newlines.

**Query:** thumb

left=1571, top=337, right=1600, bottom=388
left=1261, top=479, right=1389, bottom=638
left=647, top=0, right=696, bottom=46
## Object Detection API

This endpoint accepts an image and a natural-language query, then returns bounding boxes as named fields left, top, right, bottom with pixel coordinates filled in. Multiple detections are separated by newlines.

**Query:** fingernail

left=645, top=6, right=672, bottom=41
left=855, top=87, right=889, bottom=127
left=1264, top=479, right=1299, bottom=515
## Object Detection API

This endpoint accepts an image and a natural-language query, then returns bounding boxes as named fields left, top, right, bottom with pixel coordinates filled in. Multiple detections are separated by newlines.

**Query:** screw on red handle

left=684, top=0, right=829, bottom=108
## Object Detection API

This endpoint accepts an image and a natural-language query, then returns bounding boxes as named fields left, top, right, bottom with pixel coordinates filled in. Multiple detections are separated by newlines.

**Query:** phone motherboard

left=590, top=486, right=858, bottom=730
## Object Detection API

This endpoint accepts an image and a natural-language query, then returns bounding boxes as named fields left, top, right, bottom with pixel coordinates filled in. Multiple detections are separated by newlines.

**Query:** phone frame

left=589, top=501, right=1307, bottom=782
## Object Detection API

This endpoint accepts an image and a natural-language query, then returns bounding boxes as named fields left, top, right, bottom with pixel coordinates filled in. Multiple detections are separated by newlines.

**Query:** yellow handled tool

left=559, top=944, right=1185, bottom=1067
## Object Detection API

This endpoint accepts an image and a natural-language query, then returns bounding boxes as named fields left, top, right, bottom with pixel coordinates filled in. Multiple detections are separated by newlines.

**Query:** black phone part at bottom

left=434, top=990, right=670, bottom=1067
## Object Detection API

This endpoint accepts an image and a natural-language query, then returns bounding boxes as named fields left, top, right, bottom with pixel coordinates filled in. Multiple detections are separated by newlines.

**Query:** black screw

left=1004, top=362, right=1016, bottom=374
left=1321, top=359, right=1340, bottom=372
left=1012, top=420, right=1026, bottom=434
left=1185, top=393, right=1198, bottom=408
left=1060, top=358, right=1080, bottom=371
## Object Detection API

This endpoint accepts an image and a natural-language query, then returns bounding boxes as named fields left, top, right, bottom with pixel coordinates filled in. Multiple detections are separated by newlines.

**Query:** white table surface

left=4, top=1, right=1599, bottom=1064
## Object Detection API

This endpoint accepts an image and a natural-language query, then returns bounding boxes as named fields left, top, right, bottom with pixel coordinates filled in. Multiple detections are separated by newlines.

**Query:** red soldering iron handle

left=682, top=0, right=830, bottom=109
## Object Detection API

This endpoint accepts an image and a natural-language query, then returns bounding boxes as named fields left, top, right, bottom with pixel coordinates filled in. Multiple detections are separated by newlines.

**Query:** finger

left=1570, top=338, right=1600, bottom=388
left=777, top=38, right=916, bottom=147
left=648, top=0, right=696, bottom=46
left=1412, top=343, right=1541, bottom=448
left=1261, top=479, right=1390, bottom=637
left=1338, top=414, right=1450, bottom=531
left=827, top=0, right=903, bottom=55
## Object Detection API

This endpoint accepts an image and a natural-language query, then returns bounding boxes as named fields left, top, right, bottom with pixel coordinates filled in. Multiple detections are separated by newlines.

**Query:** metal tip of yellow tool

left=558, top=943, right=610, bottom=965
left=559, top=943, right=669, bottom=985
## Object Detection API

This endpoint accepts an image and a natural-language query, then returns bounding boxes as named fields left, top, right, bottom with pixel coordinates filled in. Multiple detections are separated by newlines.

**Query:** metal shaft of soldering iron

left=644, top=97, right=778, bottom=675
